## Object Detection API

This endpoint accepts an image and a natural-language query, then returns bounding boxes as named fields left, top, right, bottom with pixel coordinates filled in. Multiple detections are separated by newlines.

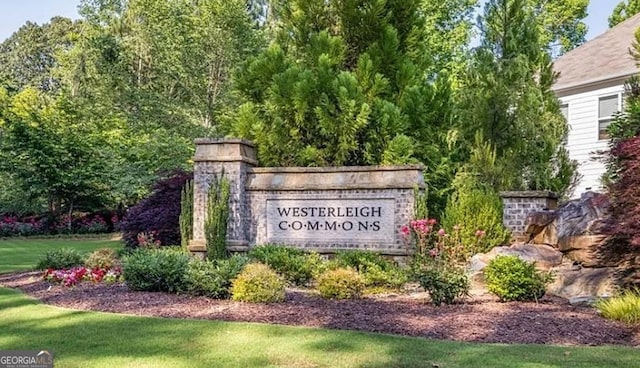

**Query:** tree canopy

left=609, top=0, right=640, bottom=28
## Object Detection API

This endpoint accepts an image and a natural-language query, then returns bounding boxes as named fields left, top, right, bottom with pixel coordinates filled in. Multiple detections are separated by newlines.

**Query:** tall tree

left=0, top=87, right=109, bottom=213
left=528, top=0, right=588, bottom=54
left=0, top=17, right=83, bottom=93
left=609, top=0, right=640, bottom=28
left=230, top=0, right=473, bottom=167
left=457, top=0, right=577, bottom=196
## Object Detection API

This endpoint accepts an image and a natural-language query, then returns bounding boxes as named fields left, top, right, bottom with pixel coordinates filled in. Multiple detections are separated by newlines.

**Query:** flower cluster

left=137, top=232, right=161, bottom=248
left=0, top=216, right=45, bottom=237
left=55, top=214, right=110, bottom=235
left=44, top=266, right=122, bottom=287
left=402, top=218, right=488, bottom=265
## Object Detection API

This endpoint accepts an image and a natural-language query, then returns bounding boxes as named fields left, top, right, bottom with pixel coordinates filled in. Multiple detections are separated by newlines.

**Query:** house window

left=598, top=94, right=620, bottom=140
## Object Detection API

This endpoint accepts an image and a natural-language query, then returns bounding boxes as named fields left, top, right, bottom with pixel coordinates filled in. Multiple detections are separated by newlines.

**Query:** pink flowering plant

left=137, top=232, right=161, bottom=248
left=401, top=219, right=490, bottom=305
left=44, top=266, right=123, bottom=287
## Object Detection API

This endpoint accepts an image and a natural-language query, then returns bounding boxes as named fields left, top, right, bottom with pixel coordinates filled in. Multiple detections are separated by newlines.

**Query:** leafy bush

left=315, top=268, right=365, bottom=300
left=85, top=248, right=119, bottom=269
left=442, top=181, right=510, bottom=254
left=248, top=245, right=323, bottom=286
left=413, top=265, right=469, bottom=306
left=119, top=170, right=193, bottom=248
left=596, top=290, right=640, bottom=324
left=231, top=263, right=286, bottom=303
left=333, top=250, right=407, bottom=289
left=122, top=248, right=190, bottom=293
left=483, top=255, right=554, bottom=302
left=186, top=255, right=249, bottom=299
left=36, top=248, right=85, bottom=270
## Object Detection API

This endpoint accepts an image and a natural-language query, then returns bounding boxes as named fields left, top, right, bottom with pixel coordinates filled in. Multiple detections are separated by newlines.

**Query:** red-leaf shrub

left=605, top=136, right=640, bottom=246
left=119, top=171, right=193, bottom=248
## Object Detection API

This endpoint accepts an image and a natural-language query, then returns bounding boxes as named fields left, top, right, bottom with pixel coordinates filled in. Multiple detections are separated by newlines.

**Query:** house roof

left=553, top=12, right=640, bottom=92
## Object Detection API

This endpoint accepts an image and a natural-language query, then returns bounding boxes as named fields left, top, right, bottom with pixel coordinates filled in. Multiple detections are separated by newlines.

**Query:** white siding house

left=553, top=13, right=640, bottom=197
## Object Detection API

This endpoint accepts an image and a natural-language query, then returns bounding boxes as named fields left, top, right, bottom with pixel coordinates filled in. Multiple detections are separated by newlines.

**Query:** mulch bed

left=2, top=271, right=639, bottom=347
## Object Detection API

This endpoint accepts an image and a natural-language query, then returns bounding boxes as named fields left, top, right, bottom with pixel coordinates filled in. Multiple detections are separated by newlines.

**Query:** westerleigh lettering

left=276, top=206, right=383, bottom=218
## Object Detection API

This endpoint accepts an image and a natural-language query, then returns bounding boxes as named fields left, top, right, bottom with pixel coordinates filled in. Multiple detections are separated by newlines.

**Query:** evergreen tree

left=457, top=0, right=577, bottom=197
left=609, top=0, right=640, bottom=28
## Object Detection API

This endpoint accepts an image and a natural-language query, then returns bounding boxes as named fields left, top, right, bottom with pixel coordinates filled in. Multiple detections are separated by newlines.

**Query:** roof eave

left=552, top=70, right=638, bottom=96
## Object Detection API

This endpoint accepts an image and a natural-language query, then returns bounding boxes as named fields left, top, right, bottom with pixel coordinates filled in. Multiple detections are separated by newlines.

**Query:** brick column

left=500, top=191, right=558, bottom=240
left=188, top=139, right=257, bottom=256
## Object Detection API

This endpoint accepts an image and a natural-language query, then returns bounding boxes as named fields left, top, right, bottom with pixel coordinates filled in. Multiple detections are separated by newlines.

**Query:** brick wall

left=500, top=191, right=558, bottom=238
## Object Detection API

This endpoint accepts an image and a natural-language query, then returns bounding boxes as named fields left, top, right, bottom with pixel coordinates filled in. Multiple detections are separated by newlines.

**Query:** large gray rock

left=469, top=243, right=563, bottom=274
left=524, top=192, right=609, bottom=243
left=547, top=265, right=617, bottom=299
left=555, top=192, right=609, bottom=239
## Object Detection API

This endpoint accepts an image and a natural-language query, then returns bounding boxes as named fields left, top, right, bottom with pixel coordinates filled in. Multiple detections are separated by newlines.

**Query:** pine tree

left=456, top=0, right=577, bottom=197
left=228, top=0, right=473, bottom=168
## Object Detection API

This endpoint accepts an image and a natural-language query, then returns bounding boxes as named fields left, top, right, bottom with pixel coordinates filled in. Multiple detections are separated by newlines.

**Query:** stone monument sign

left=188, top=139, right=424, bottom=256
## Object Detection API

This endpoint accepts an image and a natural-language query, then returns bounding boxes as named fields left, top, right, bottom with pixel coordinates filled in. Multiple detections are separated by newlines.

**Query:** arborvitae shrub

left=315, top=268, right=365, bottom=300
left=122, top=248, right=190, bottom=293
left=231, top=263, right=286, bottom=303
left=442, top=181, right=510, bottom=254
left=36, top=248, right=85, bottom=270
left=484, top=255, right=554, bottom=302
left=119, top=170, right=193, bottom=248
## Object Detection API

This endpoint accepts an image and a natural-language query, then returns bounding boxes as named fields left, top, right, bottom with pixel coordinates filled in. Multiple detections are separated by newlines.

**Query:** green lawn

left=0, top=239, right=637, bottom=367
left=0, top=238, right=124, bottom=273
left=0, top=288, right=637, bottom=368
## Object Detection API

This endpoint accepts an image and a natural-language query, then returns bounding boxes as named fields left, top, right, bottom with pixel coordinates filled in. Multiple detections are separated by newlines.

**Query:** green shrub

left=484, top=255, right=554, bottom=302
left=316, top=268, right=365, bottom=300
left=333, top=250, right=407, bottom=289
left=186, top=255, right=249, bottom=299
left=442, top=180, right=510, bottom=255
left=596, top=290, right=640, bottom=324
left=413, top=266, right=469, bottom=306
left=205, top=174, right=230, bottom=260
left=36, top=248, right=84, bottom=270
left=122, top=248, right=190, bottom=293
left=179, top=179, right=194, bottom=249
left=85, top=248, right=119, bottom=269
left=231, top=263, right=286, bottom=303
left=248, top=245, right=323, bottom=286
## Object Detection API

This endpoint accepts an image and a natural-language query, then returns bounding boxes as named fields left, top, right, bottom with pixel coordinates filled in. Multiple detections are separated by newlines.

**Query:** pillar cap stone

left=499, top=191, right=558, bottom=199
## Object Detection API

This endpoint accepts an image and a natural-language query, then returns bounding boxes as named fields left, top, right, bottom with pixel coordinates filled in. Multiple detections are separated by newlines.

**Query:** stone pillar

left=188, top=139, right=257, bottom=256
left=500, top=191, right=558, bottom=240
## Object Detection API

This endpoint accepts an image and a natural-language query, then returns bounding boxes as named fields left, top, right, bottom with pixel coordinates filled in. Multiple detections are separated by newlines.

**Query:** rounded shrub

left=248, top=245, right=324, bottom=286
left=315, top=267, right=365, bottom=300
left=231, top=263, right=286, bottom=303
left=414, top=266, right=469, bottom=306
left=122, top=248, right=190, bottom=293
left=483, top=255, right=554, bottom=302
left=186, top=255, right=249, bottom=299
left=85, top=248, right=119, bottom=269
left=333, top=250, right=407, bottom=290
left=36, top=248, right=84, bottom=270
